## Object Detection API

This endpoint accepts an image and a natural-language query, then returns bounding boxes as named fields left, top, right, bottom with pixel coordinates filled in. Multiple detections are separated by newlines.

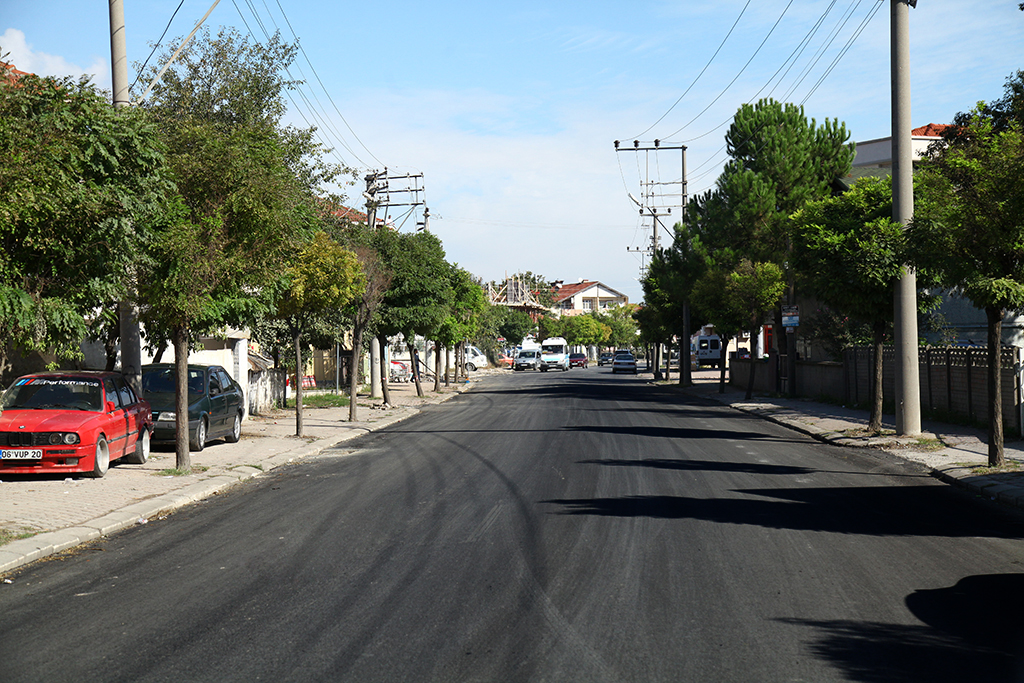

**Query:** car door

left=102, top=378, right=130, bottom=460
left=215, top=369, right=242, bottom=423
left=207, top=369, right=229, bottom=437
left=114, top=376, right=143, bottom=453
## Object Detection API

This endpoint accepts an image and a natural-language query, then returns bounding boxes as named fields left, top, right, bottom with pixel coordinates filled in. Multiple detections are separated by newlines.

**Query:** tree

left=691, top=266, right=746, bottom=393
left=704, top=99, right=854, bottom=392
left=792, top=177, right=906, bottom=430
left=0, top=73, right=169, bottom=378
left=372, top=229, right=450, bottom=398
left=727, top=260, right=786, bottom=399
left=274, top=232, right=364, bottom=435
left=137, top=27, right=337, bottom=470
left=910, top=106, right=1024, bottom=466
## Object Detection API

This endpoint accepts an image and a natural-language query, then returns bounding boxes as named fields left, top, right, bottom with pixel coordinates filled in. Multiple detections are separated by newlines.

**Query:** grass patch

left=155, top=465, right=209, bottom=476
left=286, top=393, right=350, bottom=409
left=0, top=527, right=36, bottom=547
left=970, top=461, right=1023, bottom=475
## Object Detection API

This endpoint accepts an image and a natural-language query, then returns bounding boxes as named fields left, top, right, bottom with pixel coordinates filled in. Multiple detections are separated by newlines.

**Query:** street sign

left=782, top=305, right=799, bottom=327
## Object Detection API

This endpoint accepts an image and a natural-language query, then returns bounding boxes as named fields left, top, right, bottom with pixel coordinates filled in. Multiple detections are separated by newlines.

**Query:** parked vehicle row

left=0, top=362, right=247, bottom=478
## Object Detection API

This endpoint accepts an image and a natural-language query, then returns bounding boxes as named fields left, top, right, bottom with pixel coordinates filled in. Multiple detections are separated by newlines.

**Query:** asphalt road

left=4, top=368, right=1024, bottom=682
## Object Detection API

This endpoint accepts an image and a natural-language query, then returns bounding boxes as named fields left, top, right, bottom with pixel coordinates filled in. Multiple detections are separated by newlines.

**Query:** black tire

left=124, top=428, right=150, bottom=465
left=225, top=412, right=242, bottom=443
left=87, top=437, right=110, bottom=478
left=190, top=416, right=207, bottom=452
left=466, top=363, right=476, bottom=372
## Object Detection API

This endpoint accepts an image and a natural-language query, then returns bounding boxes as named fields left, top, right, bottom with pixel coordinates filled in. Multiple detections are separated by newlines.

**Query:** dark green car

left=142, top=364, right=245, bottom=451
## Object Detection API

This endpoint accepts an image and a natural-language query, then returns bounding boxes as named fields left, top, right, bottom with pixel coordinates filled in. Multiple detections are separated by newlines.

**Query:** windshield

left=1, top=377, right=103, bottom=411
left=143, top=367, right=207, bottom=395
left=542, top=345, right=565, bottom=354
left=520, top=351, right=538, bottom=358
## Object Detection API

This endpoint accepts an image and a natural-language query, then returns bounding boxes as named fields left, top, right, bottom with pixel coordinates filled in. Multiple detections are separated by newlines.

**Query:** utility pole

left=892, top=0, right=921, bottom=435
left=109, top=0, right=142, bottom=393
left=365, top=172, right=382, bottom=399
left=615, top=139, right=688, bottom=382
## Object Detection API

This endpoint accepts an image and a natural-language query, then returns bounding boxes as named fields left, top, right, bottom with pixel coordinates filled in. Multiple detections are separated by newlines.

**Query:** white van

left=465, top=345, right=488, bottom=372
left=696, top=335, right=722, bottom=368
left=539, top=337, right=570, bottom=372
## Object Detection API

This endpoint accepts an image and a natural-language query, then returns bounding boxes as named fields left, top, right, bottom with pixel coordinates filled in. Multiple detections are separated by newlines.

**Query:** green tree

left=727, top=260, right=786, bottom=399
left=494, top=307, right=535, bottom=347
left=792, top=177, right=906, bottom=430
left=138, top=27, right=336, bottom=470
left=274, top=232, right=364, bottom=435
left=372, top=229, right=450, bottom=398
left=0, top=73, right=169, bottom=378
left=910, top=106, right=1024, bottom=466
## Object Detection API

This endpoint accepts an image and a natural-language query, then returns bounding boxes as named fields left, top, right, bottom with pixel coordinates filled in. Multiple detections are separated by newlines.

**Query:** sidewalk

left=0, top=372, right=485, bottom=576
left=673, top=368, right=1024, bottom=509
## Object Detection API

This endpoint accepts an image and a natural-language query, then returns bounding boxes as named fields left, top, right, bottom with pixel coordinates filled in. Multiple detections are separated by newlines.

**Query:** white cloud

left=1, top=28, right=109, bottom=89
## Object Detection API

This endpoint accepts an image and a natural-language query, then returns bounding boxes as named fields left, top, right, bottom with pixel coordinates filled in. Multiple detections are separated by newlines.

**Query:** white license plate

left=0, top=449, right=44, bottom=460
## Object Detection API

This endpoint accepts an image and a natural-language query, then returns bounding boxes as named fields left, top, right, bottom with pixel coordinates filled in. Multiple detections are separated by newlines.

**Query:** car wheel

left=125, top=428, right=150, bottom=465
left=466, top=362, right=476, bottom=372
left=225, top=412, right=242, bottom=443
left=190, top=416, right=207, bottom=452
left=87, top=437, right=110, bottom=478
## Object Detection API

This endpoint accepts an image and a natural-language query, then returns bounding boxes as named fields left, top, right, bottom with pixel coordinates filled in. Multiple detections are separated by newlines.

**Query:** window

left=583, top=300, right=593, bottom=310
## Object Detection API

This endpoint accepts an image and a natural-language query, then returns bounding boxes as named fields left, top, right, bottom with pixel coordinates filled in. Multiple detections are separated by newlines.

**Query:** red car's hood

left=0, top=409, right=101, bottom=432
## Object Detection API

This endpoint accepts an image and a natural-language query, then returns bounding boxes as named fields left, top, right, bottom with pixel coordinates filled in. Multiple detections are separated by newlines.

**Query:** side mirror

left=106, top=401, right=118, bottom=413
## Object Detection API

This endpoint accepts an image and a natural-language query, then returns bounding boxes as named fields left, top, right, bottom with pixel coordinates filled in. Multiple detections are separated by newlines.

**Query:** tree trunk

left=745, top=317, right=758, bottom=401
left=680, top=300, right=691, bottom=386
left=869, top=321, right=885, bottom=433
left=987, top=307, right=1005, bottom=467
left=718, top=336, right=730, bottom=394
left=349, top=324, right=364, bottom=422
left=433, top=342, right=441, bottom=392
left=664, top=341, right=672, bottom=382
left=294, top=330, right=304, bottom=437
left=409, top=341, right=424, bottom=397
left=377, top=334, right=391, bottom=406
left=445, top=346, right=451, bottom=387
left=172, top=324, right=191, bottom=472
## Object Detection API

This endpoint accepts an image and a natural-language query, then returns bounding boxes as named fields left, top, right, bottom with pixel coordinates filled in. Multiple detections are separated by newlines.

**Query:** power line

left=629, top=0, right=752, bottom=140
left=129, top=0, right=186, bottom=93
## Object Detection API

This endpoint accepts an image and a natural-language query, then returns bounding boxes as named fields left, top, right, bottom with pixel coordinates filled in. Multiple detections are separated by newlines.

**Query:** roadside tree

left=910, top=106, right=1024, bottom=466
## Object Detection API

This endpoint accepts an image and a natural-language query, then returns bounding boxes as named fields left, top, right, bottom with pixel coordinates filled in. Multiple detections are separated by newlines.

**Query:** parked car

left=513, top=349, right=542, bottom=371
left=0, top=371, right=153, bottom=478
left=497, top=354, right=515, bottom=368
left=465, top=345, right=488, bottom=372
left=142, top=364, right=245, bottom=452
left=598, top=352, right=616, bottom=366
left=569, top=353, right=588, bottom=368
left=611, top=353, right=638, bottom=375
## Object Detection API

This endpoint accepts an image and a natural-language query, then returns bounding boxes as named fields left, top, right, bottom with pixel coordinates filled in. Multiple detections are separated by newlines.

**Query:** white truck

left=695, top=335, right=722, bottom=368
left=539, top=337, right=570, bottom=372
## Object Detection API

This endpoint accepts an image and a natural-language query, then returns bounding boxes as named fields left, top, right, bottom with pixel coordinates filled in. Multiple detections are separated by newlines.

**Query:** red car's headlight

left=48, top=433, right=81, bottom=445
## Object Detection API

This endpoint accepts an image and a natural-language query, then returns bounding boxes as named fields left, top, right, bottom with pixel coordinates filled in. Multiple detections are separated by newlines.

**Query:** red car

left=0, top=371, right=153, bottom=478
left=569, top=353, right=588, bottom=368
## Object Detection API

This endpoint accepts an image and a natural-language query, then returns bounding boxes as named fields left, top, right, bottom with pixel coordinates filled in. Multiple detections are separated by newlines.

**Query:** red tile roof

left=1, top=61, right=31, bottom=85
left=912, top=123, right=951, bottom=137
left=552, top=280, right=599, bottom=303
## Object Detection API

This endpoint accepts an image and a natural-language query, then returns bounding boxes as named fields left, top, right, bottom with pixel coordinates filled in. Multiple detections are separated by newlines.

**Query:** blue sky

left=3, top=1, right=1022, bottom=303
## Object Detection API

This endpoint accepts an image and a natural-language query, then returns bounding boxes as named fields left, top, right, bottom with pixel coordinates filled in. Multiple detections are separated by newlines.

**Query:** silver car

left=513, top=349, right=542, bottom=371
left=611, top=353, right=638, bottom=375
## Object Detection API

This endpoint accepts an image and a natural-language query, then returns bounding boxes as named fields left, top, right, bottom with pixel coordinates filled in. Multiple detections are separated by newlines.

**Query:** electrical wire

left=629, top=0, right=752, bottom=140
left=130, top=0, right=186, bottom=94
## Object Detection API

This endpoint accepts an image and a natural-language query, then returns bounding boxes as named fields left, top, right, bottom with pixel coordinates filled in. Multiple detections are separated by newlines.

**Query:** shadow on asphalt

left=540, top=485, right=1024, bottom=539
left=776, top=574, right=1024, bottom=682
left=576, top=458, right=818, bottom=476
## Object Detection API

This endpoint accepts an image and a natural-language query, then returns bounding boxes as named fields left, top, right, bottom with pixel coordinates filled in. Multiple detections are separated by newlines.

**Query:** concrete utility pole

left=365, top=172, right=382, bottom=398
left=614, top=139, right=688, bottom=382
left=109, top=0, right=143, bottom=393
left=892, top=0, right=921, bottom=435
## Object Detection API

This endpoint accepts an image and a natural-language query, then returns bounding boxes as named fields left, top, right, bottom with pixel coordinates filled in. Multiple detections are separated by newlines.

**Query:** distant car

left=142, top=364, right=245, bottom=452
left=569, top=353, right=588, bottom=368
left=611, top=353, right=638, bottom=375
left=598, top=352, right=616, bottom=366
left=513, top=349, right=542, bottom=371
left=0, top=371, right=153, bottom=478
left=465, top=345, right=488, bottom=372
left=497, top=354, right=515, bottom=368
